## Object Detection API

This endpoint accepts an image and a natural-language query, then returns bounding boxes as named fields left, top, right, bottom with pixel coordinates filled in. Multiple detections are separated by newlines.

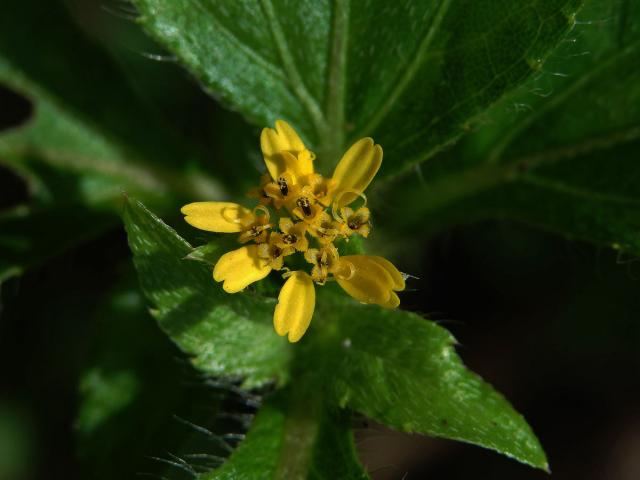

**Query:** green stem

left=274, top=387, right=323, bottom=480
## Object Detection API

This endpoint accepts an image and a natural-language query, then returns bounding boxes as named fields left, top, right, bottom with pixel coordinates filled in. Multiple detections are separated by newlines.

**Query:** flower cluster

left=181, top=121, right=404, bottom=342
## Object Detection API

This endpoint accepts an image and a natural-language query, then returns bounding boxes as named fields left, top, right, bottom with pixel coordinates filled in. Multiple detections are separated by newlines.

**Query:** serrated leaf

left=304, top=291, right=547, bottom=470
left=123, top=197, right=291, bottom=388
left=132, top=0, right=582, bottom=176
left=203, top=395, right=368, bottom=480
left=123, top=199, right=546, bottom=469
left=387, top=0, right=640, bottom=254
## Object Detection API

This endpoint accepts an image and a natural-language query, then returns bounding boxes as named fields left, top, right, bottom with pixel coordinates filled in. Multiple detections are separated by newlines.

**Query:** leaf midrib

left=322, top=0, right=350, bottom=165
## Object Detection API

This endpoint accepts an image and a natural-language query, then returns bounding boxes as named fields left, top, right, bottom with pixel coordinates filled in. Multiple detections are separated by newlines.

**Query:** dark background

left=1, top=2, right=639, bottom=480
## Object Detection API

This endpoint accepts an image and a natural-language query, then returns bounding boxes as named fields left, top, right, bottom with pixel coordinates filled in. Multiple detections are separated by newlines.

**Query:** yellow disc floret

left=304, top=244, right=340, bottom=285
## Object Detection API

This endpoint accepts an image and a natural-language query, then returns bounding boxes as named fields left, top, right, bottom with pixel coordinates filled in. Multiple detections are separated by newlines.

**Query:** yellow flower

left=291, top=189, right=324, bottom=223
left=335, top=206, right=371, bottom=238
left=262, top=171, right=301, bottom=210
left=304, top=244, right=340, bottom=284
left=275, top=218, right=309, bottom=252
left=260, top=121, right=316, bottom=211
left=304, top=173, right=336, bottom=207
left=257, top=233, right=293, bottom=270
left=182, top=120, right=404, bottom=343
left=307, top=211, right=340, bottom=244
left=236, top=207, right=272, bottom=244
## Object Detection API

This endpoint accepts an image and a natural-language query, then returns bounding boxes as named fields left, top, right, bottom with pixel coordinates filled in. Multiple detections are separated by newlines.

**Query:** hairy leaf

left=132, top=0, right=582, bottom=175
left=123, top=197, right=290, bottom=388
left=305, top=291, right=548, bottom=470
left=387, top=0, right=640, bottom=254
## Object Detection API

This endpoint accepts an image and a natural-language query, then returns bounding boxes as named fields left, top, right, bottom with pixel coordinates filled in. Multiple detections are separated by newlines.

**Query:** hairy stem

left=274, top=386, right=323, bottom=480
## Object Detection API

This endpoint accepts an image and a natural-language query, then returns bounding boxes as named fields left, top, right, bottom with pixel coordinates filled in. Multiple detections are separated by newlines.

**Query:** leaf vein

left=260, top=0, right=326, bottom=136
left=189, top=0, right=286, bottom=81
left=521, top=174, right=640, bottom=205
left=352, top=0, right=453, bottom=139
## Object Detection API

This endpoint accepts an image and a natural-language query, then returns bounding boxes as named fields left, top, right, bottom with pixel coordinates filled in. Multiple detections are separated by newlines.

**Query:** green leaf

left=132, top=0, right=582, bottom=175
left=305, top=291, right=547, bottom=470
left=0, top=0, right=223, bottom=281
left=123, top=198, right=545, bottom=468
left=203, top=394, right=368, bottom=480
left=387, top=0, right=640, bottom=254
left=122, top=197, right=291, bottom=388
left=0, top=0, right=221, bottom=205
left=185, top=237, right=242, bottom=266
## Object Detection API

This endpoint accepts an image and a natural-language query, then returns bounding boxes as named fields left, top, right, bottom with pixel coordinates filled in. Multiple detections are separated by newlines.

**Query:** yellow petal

left=335, top=255, right=394, bottom=306
left=367, top=256, right=405, bottom=291
left=331, top=138, right=382, bottom=207
left=380, top=291, right=400, bottom=309
left=213, top=245, right=271, bottom=293
left=296, top=149, right=315, bottom=178
left=181, top=202, right=252, bottom=233
left=273, top=271, right=315, bottom=342
left=260, top=120, right=306, bottom=180
left=280, top=152, right=300, bottom=184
